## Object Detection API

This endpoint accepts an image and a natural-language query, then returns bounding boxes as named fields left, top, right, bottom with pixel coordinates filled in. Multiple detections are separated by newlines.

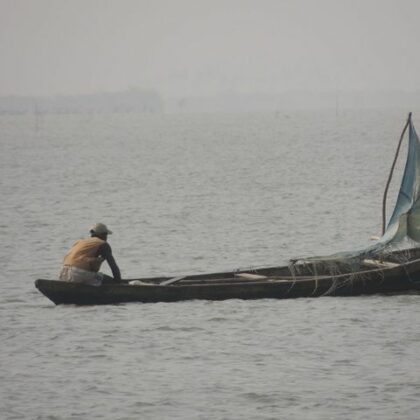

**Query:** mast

left=382, top=112, right=412, bottom=235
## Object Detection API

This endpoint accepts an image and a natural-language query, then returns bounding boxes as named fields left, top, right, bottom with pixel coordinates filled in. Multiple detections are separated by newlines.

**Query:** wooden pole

left=382, top=112, right=412, bottom=235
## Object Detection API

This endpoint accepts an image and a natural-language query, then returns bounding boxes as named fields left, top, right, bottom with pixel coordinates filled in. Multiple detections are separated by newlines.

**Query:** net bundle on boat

left=290, top=114, right=420, bottom=280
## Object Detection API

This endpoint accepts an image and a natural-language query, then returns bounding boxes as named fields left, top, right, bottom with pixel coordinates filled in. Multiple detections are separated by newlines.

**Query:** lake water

left=1, top=109, right=420, bottom=419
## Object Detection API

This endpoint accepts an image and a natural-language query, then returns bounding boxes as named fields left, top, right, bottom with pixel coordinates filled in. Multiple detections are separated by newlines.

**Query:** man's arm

left=98, top=242, right=121, bottom=281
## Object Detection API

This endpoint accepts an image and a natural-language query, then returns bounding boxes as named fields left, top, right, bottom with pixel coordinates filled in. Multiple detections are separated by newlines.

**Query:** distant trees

left=0, top=88, right=163, bottom=114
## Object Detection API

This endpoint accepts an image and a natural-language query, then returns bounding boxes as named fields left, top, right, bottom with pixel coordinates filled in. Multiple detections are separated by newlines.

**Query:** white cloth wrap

left=59, top=265, right=103, bottom=286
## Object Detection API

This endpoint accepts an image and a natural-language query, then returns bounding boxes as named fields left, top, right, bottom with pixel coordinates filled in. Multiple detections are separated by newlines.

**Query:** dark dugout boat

left=35, top=253, right=420, bottom=305
left=35, top=113, right=420, bottom=305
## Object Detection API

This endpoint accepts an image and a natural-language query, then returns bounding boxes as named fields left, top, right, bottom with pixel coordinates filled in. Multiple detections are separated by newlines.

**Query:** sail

left=380, top=120, right=420, bottom=246
left=292, top=114, right=420, bottom=275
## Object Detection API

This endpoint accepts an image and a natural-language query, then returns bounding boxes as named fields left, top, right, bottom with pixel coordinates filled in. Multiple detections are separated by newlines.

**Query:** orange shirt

left=63, top=237, right=105, bottom=272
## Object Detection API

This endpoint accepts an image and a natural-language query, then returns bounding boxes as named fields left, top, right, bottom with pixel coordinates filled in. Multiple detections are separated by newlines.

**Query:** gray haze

left=1, top=0, right=420, bottom=97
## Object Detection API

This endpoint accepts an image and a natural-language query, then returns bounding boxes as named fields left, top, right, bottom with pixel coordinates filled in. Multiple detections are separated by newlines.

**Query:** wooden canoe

left=35, top=255, right=420, bottom=305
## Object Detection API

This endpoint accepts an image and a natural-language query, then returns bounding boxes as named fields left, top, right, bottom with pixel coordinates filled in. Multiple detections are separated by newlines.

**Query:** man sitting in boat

left=59, top=223, right=121, bottom=286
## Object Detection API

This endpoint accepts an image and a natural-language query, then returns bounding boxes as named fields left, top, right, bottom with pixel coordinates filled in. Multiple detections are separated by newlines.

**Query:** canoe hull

left=35, top=258, right=420, bottom=305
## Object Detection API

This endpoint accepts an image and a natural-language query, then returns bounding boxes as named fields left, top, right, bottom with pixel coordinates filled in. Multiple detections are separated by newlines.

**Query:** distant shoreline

left=1, top=89, right=419, bottom=114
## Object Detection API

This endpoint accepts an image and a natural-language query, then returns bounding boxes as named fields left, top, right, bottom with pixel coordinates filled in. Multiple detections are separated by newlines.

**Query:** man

left=59, top=223, right=121, bottom=285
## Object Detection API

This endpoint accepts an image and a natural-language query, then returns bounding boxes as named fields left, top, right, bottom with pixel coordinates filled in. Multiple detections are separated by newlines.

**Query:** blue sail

left=380, top=120, right=420, bottom=246
left=293, top=115, right=420, bottom=268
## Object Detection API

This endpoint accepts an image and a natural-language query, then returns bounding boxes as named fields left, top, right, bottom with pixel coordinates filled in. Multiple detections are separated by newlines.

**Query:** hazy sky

left=1, top=0, right=420, bottom=96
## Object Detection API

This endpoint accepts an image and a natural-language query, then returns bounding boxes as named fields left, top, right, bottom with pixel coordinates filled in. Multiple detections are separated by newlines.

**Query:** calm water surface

left=1, top=110, right=420, bottom=419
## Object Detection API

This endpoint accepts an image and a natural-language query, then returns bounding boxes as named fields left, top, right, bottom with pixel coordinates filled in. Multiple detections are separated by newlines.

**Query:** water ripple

left=2, top=111, right=420, bottom=419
